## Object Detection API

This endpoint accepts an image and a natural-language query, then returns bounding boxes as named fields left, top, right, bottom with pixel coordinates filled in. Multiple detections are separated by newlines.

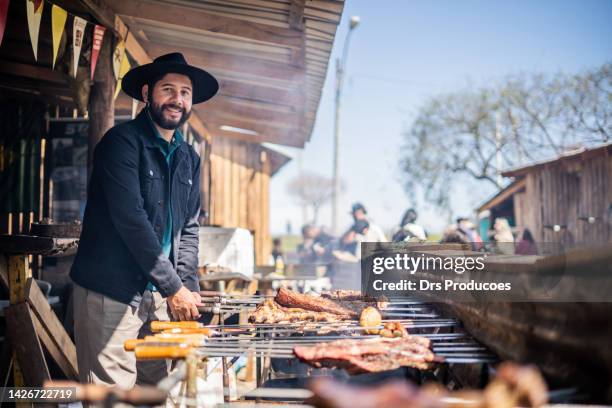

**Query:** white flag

left=72, top=17, right=87, bottom=78
left=26, top=0, right=43, bottom=61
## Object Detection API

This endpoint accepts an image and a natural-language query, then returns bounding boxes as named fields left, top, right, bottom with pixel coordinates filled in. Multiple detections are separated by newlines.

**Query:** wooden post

left=8, top=255, right=29, bottom=305
left=5, top=302, right=51, bottom=387
left=87, top=31, right=115, bottom=177
left=7, top=255, right=31, bottom=390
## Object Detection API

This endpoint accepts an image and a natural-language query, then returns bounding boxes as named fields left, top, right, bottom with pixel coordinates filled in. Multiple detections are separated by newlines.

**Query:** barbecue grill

left=129, top=291, right=504, bottom=406
left=117, top=285, right=605, bottom=407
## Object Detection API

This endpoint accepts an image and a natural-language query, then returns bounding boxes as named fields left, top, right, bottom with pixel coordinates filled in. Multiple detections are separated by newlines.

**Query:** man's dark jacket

left=71, top=109, right=200, bottom=305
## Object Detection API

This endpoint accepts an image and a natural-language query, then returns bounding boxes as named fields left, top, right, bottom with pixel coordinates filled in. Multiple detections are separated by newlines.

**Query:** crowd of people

left=440, top=217, right=537, bottom=255
left=281, top=202, right=539, bottom=265
left=295, top=202, right=427, bottom=263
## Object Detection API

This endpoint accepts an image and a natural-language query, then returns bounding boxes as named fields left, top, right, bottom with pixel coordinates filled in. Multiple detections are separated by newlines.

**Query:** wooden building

left=477, top=144, right=611, bottom=247
left=0, top=0, right=344, bottom=264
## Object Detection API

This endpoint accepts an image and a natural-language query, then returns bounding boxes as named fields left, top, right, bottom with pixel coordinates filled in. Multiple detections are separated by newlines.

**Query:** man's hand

left=167, top=286, right=200, bottom=321
left=190, top=291, right=202, bottom=304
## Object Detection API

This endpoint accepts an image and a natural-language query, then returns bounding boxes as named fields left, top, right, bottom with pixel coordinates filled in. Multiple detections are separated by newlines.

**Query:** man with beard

left=70, top=53, right=218, bottom=386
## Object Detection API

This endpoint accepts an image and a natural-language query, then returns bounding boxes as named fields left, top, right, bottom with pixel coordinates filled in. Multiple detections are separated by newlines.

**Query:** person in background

left=515, top=228, right=538, bottom=255
left=392, top=208, right=427, bottom=241
left=271, top=238, right=284, bottom=264
left=492, top=217, right=515, bottom=254
left=335, top=219, right=370, bottom=261
left=457, top=217, right=484, bottom=251
left=297, top=224, right=334, bottom=263
left=440, top=224, right=471, bottom=246
left=348, top=202, right=387, bottom=242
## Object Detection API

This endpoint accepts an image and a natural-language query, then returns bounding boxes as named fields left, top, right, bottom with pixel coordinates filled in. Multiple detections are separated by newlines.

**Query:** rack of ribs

left=248, top=299, right=348, bottom=324
left=321, top=290, right=379, bottom=302
left=293, top=336, right=436, bottom=374
left=248, top=288, right=387, bottom=324
left=275, top=287, right=359, bottom=317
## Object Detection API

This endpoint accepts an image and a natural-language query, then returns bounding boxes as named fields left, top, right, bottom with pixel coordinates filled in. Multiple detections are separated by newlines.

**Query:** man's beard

left=149, top=101, right=191, bottom=130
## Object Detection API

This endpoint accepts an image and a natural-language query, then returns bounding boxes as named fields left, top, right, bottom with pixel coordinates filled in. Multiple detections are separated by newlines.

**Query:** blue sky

left=270, top=0, right=612, bottom=236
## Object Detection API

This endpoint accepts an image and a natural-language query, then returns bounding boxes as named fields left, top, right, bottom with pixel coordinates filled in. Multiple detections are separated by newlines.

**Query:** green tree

left=400, top=63, right=611, bottom=209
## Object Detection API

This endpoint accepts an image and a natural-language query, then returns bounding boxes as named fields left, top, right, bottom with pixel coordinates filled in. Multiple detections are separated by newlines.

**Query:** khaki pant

left=73, top=284, right=170, bottom=387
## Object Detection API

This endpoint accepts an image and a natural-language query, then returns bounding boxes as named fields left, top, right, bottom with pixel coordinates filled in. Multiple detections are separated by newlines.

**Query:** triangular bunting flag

left=90, top=25, right=106, bottom=80
left=114, top=53, right=131, bottom=100
left=0, top=0, right=9, bottom=47
left=26, top=0, right=43, bottom=60
left=33, top=0, right=42, bottom=11
left=51, top=4, right=67, bottom=69
left=72, top=17, right=87, bottom=77
left=112, top=39, right=125, bottom=81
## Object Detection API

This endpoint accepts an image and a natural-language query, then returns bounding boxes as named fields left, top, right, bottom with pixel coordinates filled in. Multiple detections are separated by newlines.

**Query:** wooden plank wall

left=209, top=136, right=271, bottom=265
left=521, top=153, right=611, bottom=247
left=512, top=191, right=527, bottom=232
left=577, top=154, right=611, bottom=244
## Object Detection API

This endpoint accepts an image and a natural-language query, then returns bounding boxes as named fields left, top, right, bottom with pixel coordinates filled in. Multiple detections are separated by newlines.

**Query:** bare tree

left=400, top=63, right=611, bottom=209
left=287, top=172, right=337, bottom=224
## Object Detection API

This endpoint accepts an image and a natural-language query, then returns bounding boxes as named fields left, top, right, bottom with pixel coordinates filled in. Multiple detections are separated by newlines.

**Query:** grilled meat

left=249, top=288, right=387, bottom=324
left=308, top=378, right=442, bottom=408
left=320, top=290, right=382, bottom=303
left=307, top=362, right=548, bottom=408
left=294, top=336, right=436, bottom=374
left=248, top=299, right=349, bottom=324
left=321, top=290, right=389, bottom=309
left=379, top=321, right=409, bottom=338
left=275, top=287, right=358, bottom=317
left=484, top=363, right=548, bottom=408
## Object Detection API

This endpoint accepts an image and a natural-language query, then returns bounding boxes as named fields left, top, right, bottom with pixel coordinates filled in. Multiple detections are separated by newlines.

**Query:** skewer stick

left=135, top=345, right=192, bottom=360
left=150, top=321, right=206, bottom=332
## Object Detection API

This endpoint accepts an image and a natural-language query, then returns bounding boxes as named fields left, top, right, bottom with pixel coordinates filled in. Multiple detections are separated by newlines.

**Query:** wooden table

left=0, top=234, right=79, bottom=397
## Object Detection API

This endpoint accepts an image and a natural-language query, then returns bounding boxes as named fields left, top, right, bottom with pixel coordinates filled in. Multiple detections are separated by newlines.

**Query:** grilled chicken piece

left=359, top=307, right=382, bottom=334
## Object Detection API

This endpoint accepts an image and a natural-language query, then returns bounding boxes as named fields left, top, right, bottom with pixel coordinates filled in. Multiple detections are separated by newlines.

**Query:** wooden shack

left=477, top=144, right=611, bottom=247
left=0, top=0, right=344, bottom=264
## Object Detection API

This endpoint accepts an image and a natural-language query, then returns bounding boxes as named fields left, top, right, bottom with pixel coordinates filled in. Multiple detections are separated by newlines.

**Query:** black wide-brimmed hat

left=122, top=53, right=219, bottom=104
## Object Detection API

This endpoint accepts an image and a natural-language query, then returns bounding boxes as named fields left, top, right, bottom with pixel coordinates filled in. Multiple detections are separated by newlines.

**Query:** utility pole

left=298, top=151, right=307, bottom=224
left=332, top=16, right=360, bottom=234
left=495, top=111, right=503, bottom=188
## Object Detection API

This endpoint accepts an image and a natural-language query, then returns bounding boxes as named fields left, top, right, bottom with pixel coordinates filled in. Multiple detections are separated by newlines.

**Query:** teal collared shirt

left=144, top=109, right=183, bottom=291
